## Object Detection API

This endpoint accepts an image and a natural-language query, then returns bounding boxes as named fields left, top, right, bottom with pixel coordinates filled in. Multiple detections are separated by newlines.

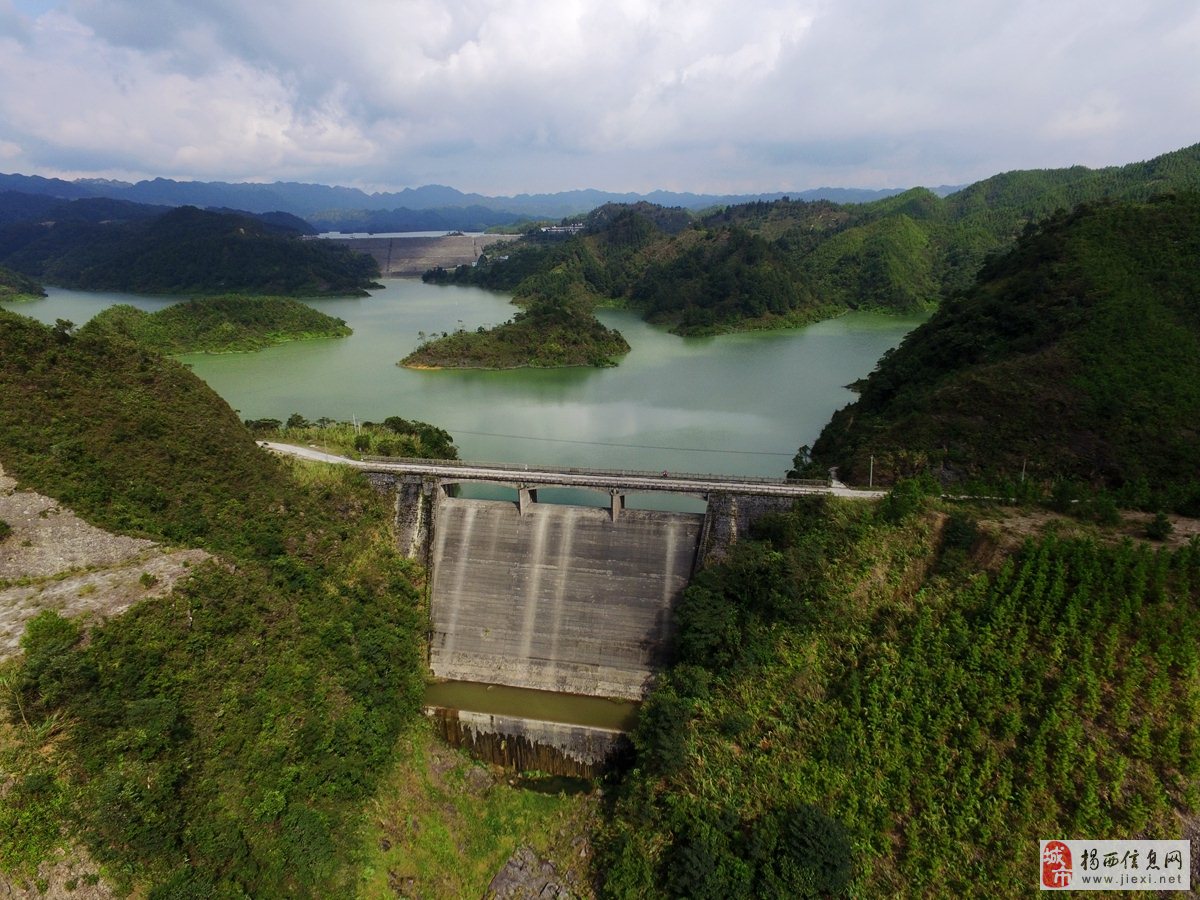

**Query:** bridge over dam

left=265, top=445, right=884, bottom=771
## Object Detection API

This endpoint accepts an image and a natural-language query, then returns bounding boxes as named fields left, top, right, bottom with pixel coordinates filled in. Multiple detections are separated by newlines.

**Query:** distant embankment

left=328, top=233, right=520, bottom=276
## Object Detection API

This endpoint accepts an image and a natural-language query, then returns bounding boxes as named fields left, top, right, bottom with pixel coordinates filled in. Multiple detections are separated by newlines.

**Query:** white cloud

left=1042, top=93, right=1125, bottom=141
left=0, top=0, right=1195, bottom=192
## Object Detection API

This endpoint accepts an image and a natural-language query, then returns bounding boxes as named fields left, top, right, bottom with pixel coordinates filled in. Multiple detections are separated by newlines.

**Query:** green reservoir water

left=16, top=280, right=924, bottom=480
left=425, top=681, right=639, bottom=731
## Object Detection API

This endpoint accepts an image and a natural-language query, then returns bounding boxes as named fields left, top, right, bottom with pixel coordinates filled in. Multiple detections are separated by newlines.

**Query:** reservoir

left=10, top=280, right=924, bottom=732
left=14, top=280, right=924, bottom=480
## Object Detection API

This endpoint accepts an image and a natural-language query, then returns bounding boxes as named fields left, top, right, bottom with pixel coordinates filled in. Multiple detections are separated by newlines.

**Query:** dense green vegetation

left=400, top=295, right=630, bottom=368
left=603, top=494, right=1200, bottom=897
left=426, top=202, right=836, bottom=338
left=0, top=265, right=44, bottom=301
left=424, top=143, right=1200, bottom=355
left=807, top=194, right=1200, bottom=513
left=631, top=226, right=839, bottom=333
left=83, top=296, right=351, bottom=353
left=245, top=413, right=458, bottom=460
left=0, top=204, right=381, bottom=296
left=0, top=307, right=440, bottom=895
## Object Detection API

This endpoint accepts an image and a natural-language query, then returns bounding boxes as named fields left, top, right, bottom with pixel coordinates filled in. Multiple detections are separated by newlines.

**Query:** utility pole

left=869, top=455, right=874, bottom=489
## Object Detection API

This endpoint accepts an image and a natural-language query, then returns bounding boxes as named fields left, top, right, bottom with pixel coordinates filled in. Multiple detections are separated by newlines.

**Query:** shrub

left=752, top=804, right=853, bottom=898
left=664, top=809, right=755, bottom=900
left=1146, top=512, right=1174, bottom=540
left=12, top=611, right=88, bottom=718
left=937, top=511, right=979, bottom=574
left=1076, top=495, right=1122, bottom=526
left=878, top=475, right=937, bottom=523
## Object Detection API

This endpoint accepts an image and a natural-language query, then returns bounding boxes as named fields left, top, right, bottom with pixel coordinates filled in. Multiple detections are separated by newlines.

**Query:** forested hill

left=0, top=264, right=44, bottom=301
left=0, top=201, right=379, bottom=296
left=0, top=170, right=911, bottom=219
left=0, top=308, right=433, bottom=893
left=807, top=193, right=1200, bottom=512
left=429, top=143, right=1200, bottom=336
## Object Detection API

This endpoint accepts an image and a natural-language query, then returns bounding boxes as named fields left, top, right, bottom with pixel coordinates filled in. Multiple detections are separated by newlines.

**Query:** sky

left=0, top=0, right=1197, bottom=196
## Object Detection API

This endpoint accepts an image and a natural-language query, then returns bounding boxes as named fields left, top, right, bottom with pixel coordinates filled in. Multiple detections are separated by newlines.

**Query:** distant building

left=538, top=223, right=584, bottom=235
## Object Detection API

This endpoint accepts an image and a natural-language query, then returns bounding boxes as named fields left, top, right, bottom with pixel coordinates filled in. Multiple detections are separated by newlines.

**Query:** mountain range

left=0, top=171, right=929, bottom=224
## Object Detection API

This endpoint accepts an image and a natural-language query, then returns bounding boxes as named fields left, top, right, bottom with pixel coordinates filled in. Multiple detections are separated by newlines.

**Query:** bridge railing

left=359, top=455, right=830, bottom=488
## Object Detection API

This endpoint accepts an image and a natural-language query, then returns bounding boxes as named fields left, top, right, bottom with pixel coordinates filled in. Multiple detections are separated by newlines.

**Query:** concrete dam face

left=428, top=498, right=703, bottom=700
left=364, top=466, right=801, bottom=775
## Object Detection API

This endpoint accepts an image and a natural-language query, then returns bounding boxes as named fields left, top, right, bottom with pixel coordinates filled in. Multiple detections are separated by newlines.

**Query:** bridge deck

left=353, top=455, right=883, bottom=499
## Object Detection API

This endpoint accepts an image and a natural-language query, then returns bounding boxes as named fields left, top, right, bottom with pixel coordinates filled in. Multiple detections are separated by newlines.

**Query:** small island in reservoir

left=399, top=296, right=629, bottom=369
left=83, top=295, right=351, bottom=353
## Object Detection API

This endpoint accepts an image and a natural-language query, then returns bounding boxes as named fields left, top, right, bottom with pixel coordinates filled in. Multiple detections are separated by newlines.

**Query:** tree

left=52, top=318, right=75, bottom=343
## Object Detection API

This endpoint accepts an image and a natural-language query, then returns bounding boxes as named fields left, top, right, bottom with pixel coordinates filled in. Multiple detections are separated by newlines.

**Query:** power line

left=440, top=426, right=796, bottom=457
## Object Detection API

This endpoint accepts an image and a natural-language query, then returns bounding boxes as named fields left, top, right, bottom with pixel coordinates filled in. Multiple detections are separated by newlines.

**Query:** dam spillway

left=427, top=497, right=703, bottom=700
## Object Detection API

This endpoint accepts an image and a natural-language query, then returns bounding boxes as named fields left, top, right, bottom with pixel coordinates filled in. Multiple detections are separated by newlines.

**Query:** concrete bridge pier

left=517, top=487, right=538, bottom=515
left=609, top=490, right=625, bottom=522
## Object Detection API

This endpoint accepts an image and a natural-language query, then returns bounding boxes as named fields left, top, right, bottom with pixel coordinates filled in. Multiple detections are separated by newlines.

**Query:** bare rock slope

left=0, top=462, right=208, bottom=660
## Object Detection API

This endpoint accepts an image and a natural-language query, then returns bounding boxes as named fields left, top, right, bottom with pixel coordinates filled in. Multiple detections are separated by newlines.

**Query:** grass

left=356, top=722, right=599, bottom=898
left=0, top=666, right=77, bottom=878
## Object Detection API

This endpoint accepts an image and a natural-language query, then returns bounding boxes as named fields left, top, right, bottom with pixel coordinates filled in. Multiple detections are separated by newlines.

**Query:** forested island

left=0, top=200, right=381, bottom=296
left=422, top=143, right=1200, bottom=367
left=84, top=296, right=352, bottom=354
left=399, top=295, right=630, bottom=369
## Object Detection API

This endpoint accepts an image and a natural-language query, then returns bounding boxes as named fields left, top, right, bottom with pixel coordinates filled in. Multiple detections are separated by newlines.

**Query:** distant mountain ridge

left=0, top=171, right=913, bottom=221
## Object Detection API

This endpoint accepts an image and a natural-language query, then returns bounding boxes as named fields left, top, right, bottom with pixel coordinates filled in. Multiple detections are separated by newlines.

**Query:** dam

left=327, top=232, right=520, bottom=276
left=288, top=449, right=882, bottom=775
left=428, top=498, right=702, bottom=699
